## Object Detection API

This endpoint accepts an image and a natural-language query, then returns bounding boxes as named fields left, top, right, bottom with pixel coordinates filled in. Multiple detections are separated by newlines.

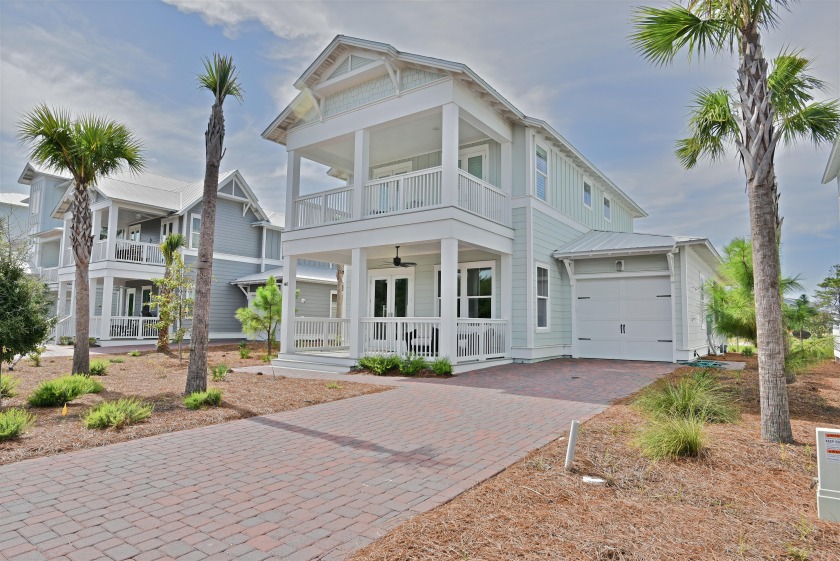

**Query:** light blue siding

left=184, top=255, right=259, bottom=334
left=265, top=229, right=283, bottom=260
left=370, top=140, right=502, bottom=187
left=511, top=207, right=528, bottom=346
left=185, top=198, right=262, bottom=258
left=39, top=239, right=61, bottom=268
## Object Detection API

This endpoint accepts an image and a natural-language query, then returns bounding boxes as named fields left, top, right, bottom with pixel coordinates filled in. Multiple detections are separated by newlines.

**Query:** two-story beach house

left=264, top=36, right=722, bottom=373
left=0, top=191, right=31, bottom=253
left=17, top=162, right=336, bottom=344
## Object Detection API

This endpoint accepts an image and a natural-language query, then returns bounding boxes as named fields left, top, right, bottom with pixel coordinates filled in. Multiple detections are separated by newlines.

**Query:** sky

left=0, top=0, right=838, bottom=294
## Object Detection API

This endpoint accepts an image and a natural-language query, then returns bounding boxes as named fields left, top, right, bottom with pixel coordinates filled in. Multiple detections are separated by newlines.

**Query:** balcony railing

left=294, top=186, right=353, bottom=228
left=361, top=317, right=442, bottom=358
left=457, top=170, right=507, bottom=224
left=294, top=318, right=350, bottom=351
left=364, top=168, right=443, bottom=217
left=89, top=240, right=165, bottom=266
left=38, top=267, right=58, bottom=283
left=456, top=319, right=507, bottom=362
left=109, top=316, right=159, bottom=339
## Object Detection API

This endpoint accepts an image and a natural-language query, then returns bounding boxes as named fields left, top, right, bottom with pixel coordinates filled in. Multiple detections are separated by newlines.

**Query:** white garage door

left=576, top=276, right=673, bottom=362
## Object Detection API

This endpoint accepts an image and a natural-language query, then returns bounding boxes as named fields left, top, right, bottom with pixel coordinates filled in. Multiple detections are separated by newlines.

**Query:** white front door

left=576, top=275, right=673, bottom=362
left=124, top=288, right=136, bottom=317
left=368, top=272, right=414, bottom=318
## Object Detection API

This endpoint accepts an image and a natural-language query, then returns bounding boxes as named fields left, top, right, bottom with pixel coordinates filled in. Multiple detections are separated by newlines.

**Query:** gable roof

left=553, top=230, right=721, bottom=265
left=17, top=162, right=72, bottom=185
left=263, top=35, right=647, bottom=219
left=822, top=136, right=840, bottom=184
left=232, top=264, right=337, bottom=286
left=0, top=192, right=29, bottom=207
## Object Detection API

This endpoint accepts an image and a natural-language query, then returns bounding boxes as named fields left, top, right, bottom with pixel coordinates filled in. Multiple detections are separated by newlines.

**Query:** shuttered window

left=190, top=214, right=201, bottom=249
left=535, top=146, right=548, bottom=201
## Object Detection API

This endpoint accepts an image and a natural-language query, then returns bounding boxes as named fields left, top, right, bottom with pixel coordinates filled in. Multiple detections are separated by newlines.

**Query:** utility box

left=816, top=427, right=840, bottom=522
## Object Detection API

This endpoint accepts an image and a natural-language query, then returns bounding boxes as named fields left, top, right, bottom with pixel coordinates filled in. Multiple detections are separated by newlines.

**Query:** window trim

left=189, top=213, right=202, bottom=249
left=458, top=144, right=489, bottom=181
left=161, top=217, right=178, bottom=240
left=128, top=224, right=141, bottom=242
left=603, top=195, right=612, bottom=223
left=535, top=263, right=550, bottom=331
left=371, top=161, right=413, bottom=179
left=535, top=144, right=549, bottom=201
left=330, top=290, right=338, bottom=319
left=433, top=260, right=496, bottom=319
left=583, top=182, right=592, bottom=210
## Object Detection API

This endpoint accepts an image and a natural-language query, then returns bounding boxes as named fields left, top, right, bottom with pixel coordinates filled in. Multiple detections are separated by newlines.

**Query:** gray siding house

left=17, top=163, right=335, bottom=343
left=262, top=36, right=723, bottom=373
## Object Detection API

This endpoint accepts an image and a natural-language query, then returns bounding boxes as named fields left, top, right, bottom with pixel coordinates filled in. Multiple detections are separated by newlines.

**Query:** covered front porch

left=277, top=238, right=513, bottom=371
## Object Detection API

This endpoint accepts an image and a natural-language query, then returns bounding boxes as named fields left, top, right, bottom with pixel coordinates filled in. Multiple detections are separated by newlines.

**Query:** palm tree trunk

left=185, top=100, right=224, bottom=394
left=70, top=182, right=92, bottom=375
left=737, top=26, right=793, bottom=443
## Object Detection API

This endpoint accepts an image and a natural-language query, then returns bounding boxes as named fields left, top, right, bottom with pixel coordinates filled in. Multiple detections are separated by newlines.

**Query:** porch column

left=106, top=204, right=119, bottom=261
left=500, top=253, right=512, bottom=356
left=348, top=248, right=368, bottom=359
left=100, top=275, right=114, bottom=340
left=60, top=219, right=71, bottom=266
left=285, top=151, right=300, bottom=232
left=352, top=129, right=370, bottom=220
left=56, top=280, right=66, bottom=315
left=500, top=141, right=512, bottom=226
left=89, top=277, right=99, bottom=318
left=441, top=103, right=460, bottom=207
left=279, top=256, right=298, bottom=355
left=439, top=238, right=458, bottom=363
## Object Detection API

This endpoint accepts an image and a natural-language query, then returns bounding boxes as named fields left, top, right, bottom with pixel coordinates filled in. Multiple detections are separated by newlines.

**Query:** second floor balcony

left=64, top=239, right=165, bottom=267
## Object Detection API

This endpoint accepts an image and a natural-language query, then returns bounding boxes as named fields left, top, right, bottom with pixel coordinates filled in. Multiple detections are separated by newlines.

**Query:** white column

left=441, top=103, right=460, bottom=207
left=500, top=141, right=512, bottom=225
left=500, top=253, right=512, bottom=356
left=100, top=275, right=114, bottom=340
left=279, top=256, right=298, bottom=356
left=439, top=238, right=458, bottom=363
left=285, top=150, right=300, bottom=231
left=352, top=129, right=370, bottom=220
left=348, top=248, right=368, bottom=359
left=89, top=277, right=99, bottom=318
left=106, top=204, right=119, bottom=261
left=61, top=219, right=71, bottom=266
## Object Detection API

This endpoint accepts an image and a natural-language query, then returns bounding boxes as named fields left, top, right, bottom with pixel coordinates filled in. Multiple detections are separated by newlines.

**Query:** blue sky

left=1, top=0, right=838, bottom=293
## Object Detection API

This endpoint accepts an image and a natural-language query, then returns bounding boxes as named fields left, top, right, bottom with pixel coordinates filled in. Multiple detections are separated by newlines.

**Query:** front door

left=125, top=288, right=136, bottom=317
left=368, top=272, right=413, bottom=349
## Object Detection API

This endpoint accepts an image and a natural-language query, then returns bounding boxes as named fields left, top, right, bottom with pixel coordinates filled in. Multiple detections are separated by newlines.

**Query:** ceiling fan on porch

left=383, top=246, right=416, bottom=268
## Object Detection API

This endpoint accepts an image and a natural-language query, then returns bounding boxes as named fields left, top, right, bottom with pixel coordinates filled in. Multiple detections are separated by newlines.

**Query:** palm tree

left=157, top=233, right=186, bottom=353
left=18, top=105, right=144, bottom=375
left=631, top=1, right=840, bottom=443
left=185, top=54, right=243, bottom=395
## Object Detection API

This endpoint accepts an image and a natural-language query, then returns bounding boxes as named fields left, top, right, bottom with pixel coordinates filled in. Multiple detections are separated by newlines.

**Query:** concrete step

left=271, top=353, right=355, bottom=374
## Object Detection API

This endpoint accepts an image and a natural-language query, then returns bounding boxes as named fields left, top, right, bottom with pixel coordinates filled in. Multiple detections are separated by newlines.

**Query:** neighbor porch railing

left=363, top=168, right=443, bottom=217
left=63, top=247, right=74, bottom=267
left=54, top=315, right=73, bottom=340
left=456, top=319, right=507, bottom=362
left=457, top=170, right=507, bottom=224
left=108, top=316, right=159, bottom=339
left=294, top=186, right=354, bottom=228
left=39, top=267, right=58, bottom=283
left=361, top=317, right=442, bottom=358
left=294, top=318, right=350, bottom=351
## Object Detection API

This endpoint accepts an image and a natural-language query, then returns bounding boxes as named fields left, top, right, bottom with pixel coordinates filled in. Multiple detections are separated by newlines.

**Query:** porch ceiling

left=292, top=240, right=504, bottom=265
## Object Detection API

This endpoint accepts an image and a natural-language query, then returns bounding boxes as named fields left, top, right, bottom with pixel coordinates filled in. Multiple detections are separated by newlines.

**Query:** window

left=536, top=265, right=549, bottom=329
left=435, top=261, right=494, bottom=318
left=189, top=214, right=201, bottom=249
left=330, top=290, right=338, bottom=318
left=161, top=218, right=177, bottom=240
left=535, top=146, right=548, bottom=201
left=372, top=162, right=412, bottom=179
left=458, top=145, right=489, bottom=181
left=583, top=183, right=592, bottom=209
left=603, top=196, right=611, bottom=222
left=128, top=224, right=141, bottom=242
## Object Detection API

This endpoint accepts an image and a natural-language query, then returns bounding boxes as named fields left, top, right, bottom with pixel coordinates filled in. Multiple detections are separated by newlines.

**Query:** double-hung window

left=535, top=146, right=548, bottom=201
left=583, top=183, right=592, bottom=209
left=603, top=196, right=611, bottom=222
left=435, top=262, right=494, bottom=319
left=536, top=265, right=549, bottom=329
left=189, top=214, right=201, bottom=249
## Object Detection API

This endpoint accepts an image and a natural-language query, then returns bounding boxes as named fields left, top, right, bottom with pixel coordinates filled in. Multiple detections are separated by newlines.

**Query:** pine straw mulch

left=351, top=356, right=840, bottom=561
left=0, top=344, right=388, bottom=466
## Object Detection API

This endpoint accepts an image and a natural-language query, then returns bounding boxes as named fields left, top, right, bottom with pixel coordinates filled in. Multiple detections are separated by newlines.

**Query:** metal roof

left=553, top=230, right=715, bottom=260
left=263, top=210, right=285, bottom=228
left=0, top=192, right=29, bottom=207
left=17, top=162, right=71, bottom=185
left=233, top=264, right=338, bottom=286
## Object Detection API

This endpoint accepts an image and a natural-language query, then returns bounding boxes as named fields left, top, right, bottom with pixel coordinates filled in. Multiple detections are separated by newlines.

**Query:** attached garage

left=555, top=231, right=723, bottom=363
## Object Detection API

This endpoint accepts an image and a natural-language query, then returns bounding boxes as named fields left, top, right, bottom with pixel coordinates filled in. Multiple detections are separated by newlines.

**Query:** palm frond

left=631, top=5, right=730, bottom=66
left=198, top=53, right=244, bottom=104
left=17, top=104, right=76, bottom=178
left=675, top=87, right=739, bottom=168
left=770, top=51, right=827, bottom=116
left=778, top=100, right=840, bottom=146
left=160, top=233, right=186, bottom=266
left=73, top=113, right=145, bottom=184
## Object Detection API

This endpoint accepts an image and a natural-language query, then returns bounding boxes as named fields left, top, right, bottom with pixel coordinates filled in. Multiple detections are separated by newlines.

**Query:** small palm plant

left=156, top=233, right=186, bottom=353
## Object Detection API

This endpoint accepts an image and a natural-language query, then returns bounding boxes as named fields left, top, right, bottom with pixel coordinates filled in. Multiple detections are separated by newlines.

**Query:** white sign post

left=816, top=427, right=840, bottom=522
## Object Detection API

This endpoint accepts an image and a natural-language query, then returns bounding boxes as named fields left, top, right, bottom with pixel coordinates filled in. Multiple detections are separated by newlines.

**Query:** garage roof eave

left=553, top=245, right=676, bottom=260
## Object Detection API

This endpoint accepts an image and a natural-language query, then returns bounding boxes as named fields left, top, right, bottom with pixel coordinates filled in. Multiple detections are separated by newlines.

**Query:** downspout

left=261, top=226, right=267, bottom=273
left=666, top=249, right=678, bottom=363
left=563, top=259, right=576, bottom=358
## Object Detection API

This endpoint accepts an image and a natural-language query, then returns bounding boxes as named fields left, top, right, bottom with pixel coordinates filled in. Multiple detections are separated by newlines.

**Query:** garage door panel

left=578, top=319, right=623, bottom=339
left=622, top=276, right=670, bottom=297
left=622, top=298, right=671, bottom=320
left=577, top=279, right=620, bottom=298
left=624, top=319, right=672, bottom=340
left=577, top=298, right=621, bottom=318
left=578, top=339, right=623, bottom=360
left=621, top=341, right=673, bottom=361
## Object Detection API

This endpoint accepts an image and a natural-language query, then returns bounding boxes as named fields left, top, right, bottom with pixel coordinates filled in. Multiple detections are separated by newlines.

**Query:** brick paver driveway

left=0, top=359, right=674, bottom=561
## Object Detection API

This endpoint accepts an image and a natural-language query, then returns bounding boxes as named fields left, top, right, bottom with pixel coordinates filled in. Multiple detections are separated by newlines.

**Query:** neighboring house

left=821, top=135, right=840, bottom=362
left=263, top=36, right=722, bottom=373
left=18, top=162, right=333, bottom=344
left=0, top=191, right=31, bottom=257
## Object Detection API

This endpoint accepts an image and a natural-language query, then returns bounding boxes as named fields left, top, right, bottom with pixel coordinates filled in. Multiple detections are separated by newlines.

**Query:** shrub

left=239, top=346, right=251, bottom=359
left=27, top=375, right=104, bottom=407
left=1, top=375, right=20, bottom=398
left=429, top=357, right=453, bottom=376
left=28, top=351, right=42, bottom=367
left=184, top=388, right=223, bottom=410
left=59, top=336, right=74, bottom=346
left=325, top=382, right=342, bottom=389
left=0, top=408, right=35, bottom=441
left=634, top=370, right=738, bottom=423
left=89, top=359, right=109, bottom=376
left=262, top=354, right=272, bottom=363
left=399, top=355, right=427, bottom=376
left=88, top=337, right=98, bottom=347
left=128, top=350, right=141, bottom=357
left=83, top=398, right=153, bottom=429
left=637, top=417, right=706, bottom=459
left=786, top=336, right=834, bottom=375
left=211, top=364, right=229, bottom=382
left=741, top=346, right=755, bottom=356
left=358, top=354, right=400, bottom=375
left=109, top=357, right=125, bottom=364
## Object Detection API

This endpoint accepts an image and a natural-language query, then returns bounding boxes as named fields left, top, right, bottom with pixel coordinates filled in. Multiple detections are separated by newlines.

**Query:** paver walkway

left=0, top=359, right=674, bottom=561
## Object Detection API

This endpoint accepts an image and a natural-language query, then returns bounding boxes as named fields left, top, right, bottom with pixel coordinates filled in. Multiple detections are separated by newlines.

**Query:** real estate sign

left=816, top=428, right=840, bottom=522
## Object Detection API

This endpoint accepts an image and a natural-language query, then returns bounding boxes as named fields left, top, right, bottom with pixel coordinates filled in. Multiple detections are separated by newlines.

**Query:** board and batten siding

left=369, top=140, right=502, bottom=188
left=137, top=217, right=162, bottom=245
left=511, top=207, right=528, bottom=347
left=265, top=229, right=283, bottom=261
left=185, top=198, right=262, bottom=259
left=39, top=239, right=61, bottom=268
left=573, top=254, right=669, bottom=275
left=683, top=245, right=717, bottom=353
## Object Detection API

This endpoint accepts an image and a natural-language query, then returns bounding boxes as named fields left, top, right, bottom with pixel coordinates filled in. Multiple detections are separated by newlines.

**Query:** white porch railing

left=39, top=267, right=58, bottom=283
left=361, top=317, right=441, bottom=358
left=63, top=247, right=74, bottom=267
left=114, top=240, right=165, bottom=265
left=363, top=168, right=443, bottom=217
left=90, top=317, right=104, bottom=339
left=92, top=240, right=108, bottom=262
left=294, top=318, right=350, bottom=351
left=294, top=186, right=354, bottom=228
left=54, top=315, right=74, bottom=340
left=456, top=319, right=507, bottom=361
left=108, top=316, right=160, bottom=339
left=457, top=170, right=507, bottom=224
